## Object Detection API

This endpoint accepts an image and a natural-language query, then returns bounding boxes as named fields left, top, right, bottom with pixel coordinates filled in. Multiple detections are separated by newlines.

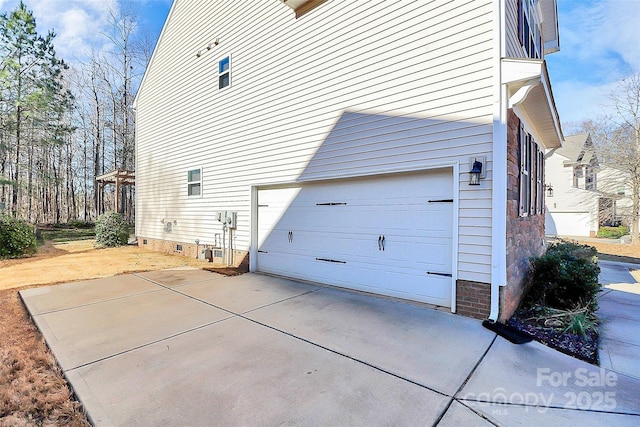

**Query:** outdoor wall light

left=469, top=156, right=486, bottom=186
left=545, top=184, right=554, bottom=197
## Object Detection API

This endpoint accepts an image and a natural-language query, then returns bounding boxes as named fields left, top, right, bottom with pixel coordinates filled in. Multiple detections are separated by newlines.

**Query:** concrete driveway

left=20, top=268, right=640, bottom=426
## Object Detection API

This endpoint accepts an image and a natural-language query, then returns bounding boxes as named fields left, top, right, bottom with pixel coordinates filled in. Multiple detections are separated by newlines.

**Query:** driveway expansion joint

left=432, top=334, right=499, bottom=425
left=161, top=282, right=455, bottom=398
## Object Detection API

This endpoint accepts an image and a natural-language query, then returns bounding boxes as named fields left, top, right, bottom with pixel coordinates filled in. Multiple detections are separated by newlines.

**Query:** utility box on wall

left=214, top=211, right=237, bottom=229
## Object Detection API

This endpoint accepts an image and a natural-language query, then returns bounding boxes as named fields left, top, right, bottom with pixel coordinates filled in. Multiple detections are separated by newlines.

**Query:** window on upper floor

left=218, top=55, right=231, bottom=90
left=187, top=168, right=202, bottom=197
left=519, top=121, right=544, bottom=216
left=585, top=166, right=596, bottom=190
left=518, top=0, right=542, bottom=59
left=573, top=166, right=583, bottom=188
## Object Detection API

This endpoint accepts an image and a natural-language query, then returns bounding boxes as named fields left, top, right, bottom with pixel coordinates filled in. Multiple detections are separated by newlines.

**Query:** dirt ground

left=1, top=238, right=640, bottom=425
left=0, top=240, right=211, bottom=291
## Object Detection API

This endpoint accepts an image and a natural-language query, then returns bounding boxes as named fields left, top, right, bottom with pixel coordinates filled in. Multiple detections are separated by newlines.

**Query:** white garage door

left=256, top=170, right=454, bottom=307
left=546, top=211, right=591, bottom=237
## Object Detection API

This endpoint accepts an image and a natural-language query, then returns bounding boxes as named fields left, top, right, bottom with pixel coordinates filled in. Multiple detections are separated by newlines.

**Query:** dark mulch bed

left=507, top=307, right=599, bottom=365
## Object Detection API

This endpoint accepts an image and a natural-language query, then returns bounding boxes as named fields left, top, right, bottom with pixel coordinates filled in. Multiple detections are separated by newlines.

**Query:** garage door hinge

left=428, top=199, right=453, bottom=203
left=426, top=271, right=452, bottom=277
left=316, top=257, right=347, bottom=264
left=316, top=202, right=347, bottom=206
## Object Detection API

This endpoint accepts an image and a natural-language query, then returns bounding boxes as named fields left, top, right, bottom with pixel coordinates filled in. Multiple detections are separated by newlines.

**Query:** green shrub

left=597, top=225, right=629, bottom=239
left=95, top=212, right=130, bottom=248
left=524, top=240, right=601, bottom=311
left=0, top=214, right=38, bottom=259
left=563, top=311, right=598, bottom=338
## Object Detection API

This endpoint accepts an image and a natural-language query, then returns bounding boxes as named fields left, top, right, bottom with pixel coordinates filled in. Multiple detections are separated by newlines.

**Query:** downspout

left=489, top=0, right=508, bottom=321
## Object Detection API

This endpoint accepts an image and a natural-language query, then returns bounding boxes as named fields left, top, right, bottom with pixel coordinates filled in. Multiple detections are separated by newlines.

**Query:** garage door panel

left=257, top=170, right=454, bottom=307
left=261, top=230, right=452, bottom=270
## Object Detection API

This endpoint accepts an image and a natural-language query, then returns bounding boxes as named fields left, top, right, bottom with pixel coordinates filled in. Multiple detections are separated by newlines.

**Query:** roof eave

left=502, top=58, right=564, bottom=149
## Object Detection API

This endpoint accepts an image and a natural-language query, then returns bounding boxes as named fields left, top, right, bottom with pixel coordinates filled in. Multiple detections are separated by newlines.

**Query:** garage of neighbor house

left=255, top=169, right=455, bottom=308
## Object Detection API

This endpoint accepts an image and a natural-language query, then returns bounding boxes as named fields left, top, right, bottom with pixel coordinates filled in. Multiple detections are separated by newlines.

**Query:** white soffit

left=280, top=0, right=327, bottom=17
left=502, top=58, right=563, bottom=149
left=539, top=0, right=560, bottom=54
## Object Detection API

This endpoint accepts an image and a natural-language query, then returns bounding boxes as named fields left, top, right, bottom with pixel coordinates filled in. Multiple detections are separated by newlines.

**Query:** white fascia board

left=502, top=58, right=563, bottom=149
left=501, top=58, right=544, bottom=86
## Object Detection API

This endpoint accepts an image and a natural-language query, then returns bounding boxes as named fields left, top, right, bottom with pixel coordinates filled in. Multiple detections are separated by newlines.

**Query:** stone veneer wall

left=502, top=110, right=545, bottom=321
left=137, top=237, right=249, bottom=271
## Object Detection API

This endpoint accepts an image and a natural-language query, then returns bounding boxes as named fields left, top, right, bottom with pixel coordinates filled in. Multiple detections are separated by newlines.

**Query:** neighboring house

left=597, top=165, right=635, bottom=229
left=133, top=0, right=563, bottom=322
left=545, top=133, right=601, bottom=237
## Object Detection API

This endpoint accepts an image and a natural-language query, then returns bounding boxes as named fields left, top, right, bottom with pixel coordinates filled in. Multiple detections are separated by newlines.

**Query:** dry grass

left=0, top=288, right=91, bottom=426
left=586, top=240, right=640, bottom=264
left=0, top=240, right=209, bottom=291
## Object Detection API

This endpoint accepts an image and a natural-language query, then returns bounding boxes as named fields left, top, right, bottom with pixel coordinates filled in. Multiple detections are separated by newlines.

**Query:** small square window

left=218, top=55, right=231, bottom=90
left=219, top=56, right=229, bottom=73
left=188, top=168, right=202, bottom=197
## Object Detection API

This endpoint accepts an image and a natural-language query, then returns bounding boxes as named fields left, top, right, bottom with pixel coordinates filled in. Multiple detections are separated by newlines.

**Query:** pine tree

left=0, top=1, right=73, bottom=219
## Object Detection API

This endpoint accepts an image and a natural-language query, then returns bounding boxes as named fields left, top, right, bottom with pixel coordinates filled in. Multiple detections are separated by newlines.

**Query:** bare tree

left=586, top=72, right=640, bottom=244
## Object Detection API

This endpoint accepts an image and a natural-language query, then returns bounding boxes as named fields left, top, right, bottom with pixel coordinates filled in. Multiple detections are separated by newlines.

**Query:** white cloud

left=548, top=0, right=640, bottom=124
left=553, top=79, right=619, bottom=123
left=1, top=0, right=121, bottom=63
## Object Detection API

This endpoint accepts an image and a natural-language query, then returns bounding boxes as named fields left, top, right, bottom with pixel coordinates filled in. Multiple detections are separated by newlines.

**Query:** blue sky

left=1, top=0, right=639, bottom=126
left=545, top=0, right=640, bottom=124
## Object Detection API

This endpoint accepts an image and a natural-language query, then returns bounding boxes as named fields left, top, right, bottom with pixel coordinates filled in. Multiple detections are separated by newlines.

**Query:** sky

left=0, top=0, right=639, bottom=127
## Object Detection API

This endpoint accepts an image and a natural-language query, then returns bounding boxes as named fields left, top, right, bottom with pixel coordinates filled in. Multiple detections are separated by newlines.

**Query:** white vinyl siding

left=136, top=0, right=495, bottom=284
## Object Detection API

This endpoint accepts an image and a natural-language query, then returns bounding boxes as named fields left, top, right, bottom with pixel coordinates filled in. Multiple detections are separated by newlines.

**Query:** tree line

left=0, top=1, right=150, bottom=224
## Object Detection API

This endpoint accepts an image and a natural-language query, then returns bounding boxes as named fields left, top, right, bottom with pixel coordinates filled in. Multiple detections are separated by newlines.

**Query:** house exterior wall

left=503, top=109, right=545, bottom=321
left=135, top=0, right=496, bottom=283
left=545, top=152, right=599, bottom=236
left=505, top=0, right=523, bottom=58
left=597, top=166, right=634, bottom=227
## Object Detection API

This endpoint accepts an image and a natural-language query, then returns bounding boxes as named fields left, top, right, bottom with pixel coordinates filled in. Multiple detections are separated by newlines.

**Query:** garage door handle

left=378, top=235, right=385, bottom=251
left=426, top=271, right=452, bottom=277
left=288, top=231, right=293, bottom=243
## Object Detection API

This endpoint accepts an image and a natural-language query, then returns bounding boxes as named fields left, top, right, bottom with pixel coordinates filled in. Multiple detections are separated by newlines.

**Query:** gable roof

left=555, top=133, right=597, bottom=165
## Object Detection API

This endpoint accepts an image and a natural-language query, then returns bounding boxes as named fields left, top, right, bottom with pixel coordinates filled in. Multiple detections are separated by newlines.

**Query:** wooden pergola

left=96, top=169, right=135, bottom=213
